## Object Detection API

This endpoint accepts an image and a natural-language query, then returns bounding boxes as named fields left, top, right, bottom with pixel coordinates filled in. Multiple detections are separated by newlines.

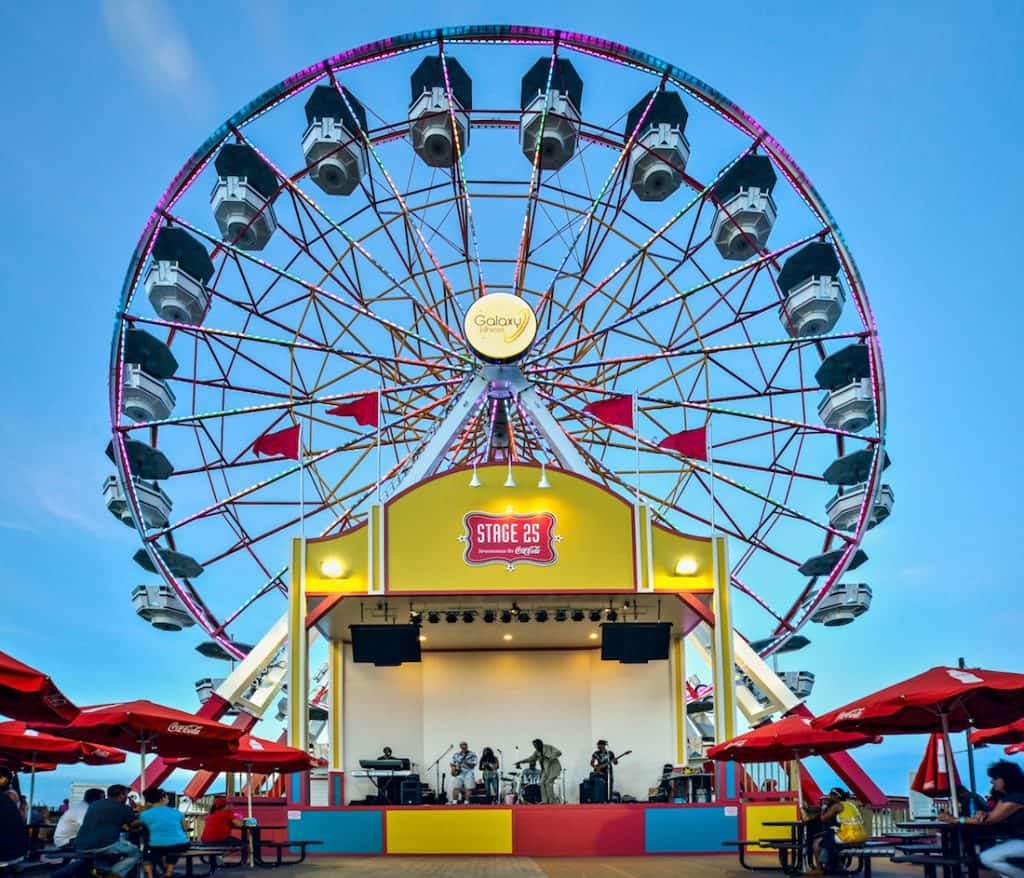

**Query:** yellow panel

left=744, top=802, right=800, bottom=853
left=301, top=525, right=369, bottom=595
left=651, top=523, right=716, bottom=592
left=385, top=465, right=637, bottom=592
left=386, top=809, right=512, bottom=854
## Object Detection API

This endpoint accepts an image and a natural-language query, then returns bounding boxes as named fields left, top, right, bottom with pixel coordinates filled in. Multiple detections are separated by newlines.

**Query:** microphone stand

left=495, top=748, right=504, bottom=804
left=427, top=744, right=454, bottom=803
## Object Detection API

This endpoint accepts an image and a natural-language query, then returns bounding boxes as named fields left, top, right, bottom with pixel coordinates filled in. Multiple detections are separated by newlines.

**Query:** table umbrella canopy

left=707, top=714, right=880, bottom=762
left=911, top=733, right=960, bottom=797
left=166, top=735, right=319, bottom=773
left=1, top=759, right=57, bottom=772
left=36, top=699, right=242, bottom=757
left=1007, top=742, right=1024, bottom=755
left=970, top=718, right=1024, bottom=747
left=0, top=650, right=79, bottom=724
left=0, top=721, right=126, bottom=765
left=815, top=666, right=1024, bottom=734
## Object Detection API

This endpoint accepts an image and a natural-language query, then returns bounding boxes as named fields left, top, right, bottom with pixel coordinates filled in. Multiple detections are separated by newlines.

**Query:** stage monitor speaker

left=349, top=624, right=422, bottom=666
left=600, top=621, right=672, bottom=663
left=400, top=777, right=422, bottom=805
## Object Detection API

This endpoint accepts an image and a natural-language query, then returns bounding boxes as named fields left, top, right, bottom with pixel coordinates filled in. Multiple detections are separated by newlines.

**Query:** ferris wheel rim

left=107, top=23, right=887, bottom=662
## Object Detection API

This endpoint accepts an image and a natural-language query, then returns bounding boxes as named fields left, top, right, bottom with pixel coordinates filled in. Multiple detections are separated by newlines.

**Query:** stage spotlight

left=535, top=609, right=549, bottom=623
left=462, top=611, right=474, bottom=623
left=500, top=610, right=513, bottom=624
left=589, top=609, right=602, bottom=622
left=572, top=610, right=585, bottom=622
left=518, top=611, right=531, bottom=623
left=607, top=609, right=619, bottom=622
left=483, top=610, right=496, bottom=624
left=445, top=611, right=458, bottom=624
left=427, top=612, right=440, bottom=624
left=555, top=609, right=567, bottom=622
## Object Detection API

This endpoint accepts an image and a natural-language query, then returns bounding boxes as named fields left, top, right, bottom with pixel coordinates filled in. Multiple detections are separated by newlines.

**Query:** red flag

left=253, top=424, right=300, bottom=459
left=326, top=392, right=379, bottom=427
left=582, top=396, right=633, bottom=429
left=658, top=426, right=708, bottom=460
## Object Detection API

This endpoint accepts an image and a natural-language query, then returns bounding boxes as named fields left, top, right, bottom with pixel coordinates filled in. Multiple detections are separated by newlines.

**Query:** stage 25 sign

left=461, top=511, right=559, bottom=570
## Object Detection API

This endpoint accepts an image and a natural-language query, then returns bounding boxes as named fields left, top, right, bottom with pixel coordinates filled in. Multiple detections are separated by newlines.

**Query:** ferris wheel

left=106, top=25, right=891, bottom=715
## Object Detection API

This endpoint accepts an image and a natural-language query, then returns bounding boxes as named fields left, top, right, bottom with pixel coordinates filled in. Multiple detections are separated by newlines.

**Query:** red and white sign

left=462, top=511, right=558, bottom=570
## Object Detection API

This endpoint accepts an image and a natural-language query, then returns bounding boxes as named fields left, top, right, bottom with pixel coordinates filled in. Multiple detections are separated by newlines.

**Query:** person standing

left=54, top=789, right=105, bottom=849
left=518, top=739, right=562, bottom=804
left=139, top=788, right=189, bottom=878
left=479, top=748, right=500, bottom=804
left=590, top=740, right=618, bottom=803
left=74, top=784, right=141, bottom=878
left=449, top=742, right=477, bottom=805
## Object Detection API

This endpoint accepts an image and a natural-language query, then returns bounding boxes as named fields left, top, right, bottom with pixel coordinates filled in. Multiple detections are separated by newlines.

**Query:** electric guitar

left=592, top=749, right=633, bottom=775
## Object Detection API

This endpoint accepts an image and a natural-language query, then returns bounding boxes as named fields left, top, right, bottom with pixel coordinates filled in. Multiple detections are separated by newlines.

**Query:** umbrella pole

left=140, top=738, right=147, bottom=796
left=247, top=765, right=254, bottom=820
left=940, top=713, right=960, bottom=819
left=28, top=752, right=37, bottom=817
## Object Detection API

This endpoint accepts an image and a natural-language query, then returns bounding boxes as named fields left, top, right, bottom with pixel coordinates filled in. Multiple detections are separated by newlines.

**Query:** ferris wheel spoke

left=531, top=138, right=764, bottom=352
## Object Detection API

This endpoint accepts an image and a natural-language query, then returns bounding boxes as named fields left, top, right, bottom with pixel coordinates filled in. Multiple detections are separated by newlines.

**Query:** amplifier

left=400, top=777, right=422, bottom=805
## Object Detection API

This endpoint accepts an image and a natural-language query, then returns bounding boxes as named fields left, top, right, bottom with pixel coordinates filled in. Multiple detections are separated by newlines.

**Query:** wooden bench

left=253, top=841, right=323, bottom=868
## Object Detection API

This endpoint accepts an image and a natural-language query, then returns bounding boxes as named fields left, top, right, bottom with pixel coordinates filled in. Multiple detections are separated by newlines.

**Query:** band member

left=378, top=747, right=393, bottom=760
left=377, top=747, right=397, bottom=803
left=517, top=738, right=562, bottom=804
left=449, top=741, right=477, bottom=805
left=479, top=748, right=500, bottom=803
left=590, top=739, right=617, bottom=803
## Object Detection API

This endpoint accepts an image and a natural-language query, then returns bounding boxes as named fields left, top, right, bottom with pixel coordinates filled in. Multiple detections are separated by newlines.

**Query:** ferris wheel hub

left=463, top=293, right=538, bottom=363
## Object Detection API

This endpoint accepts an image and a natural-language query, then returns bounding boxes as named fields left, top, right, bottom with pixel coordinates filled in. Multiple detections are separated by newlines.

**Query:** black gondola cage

left=410, top=56, right=473, bottom=109
left=777, top=242, right=841, bottom=293
left=304, top=85, right=369, bottom=136
left=520, top=58, right=583, bottom=111
left=624, top=90, right=687, bottom=140
left=213, top=143, right=279, bottom=200
left=711, top=154, right=777, bottom=204
left=152, top=227, right=214, bottom=284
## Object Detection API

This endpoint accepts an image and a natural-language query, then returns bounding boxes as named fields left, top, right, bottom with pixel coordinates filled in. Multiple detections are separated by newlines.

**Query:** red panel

left=513, top=804, right=645, bottom=856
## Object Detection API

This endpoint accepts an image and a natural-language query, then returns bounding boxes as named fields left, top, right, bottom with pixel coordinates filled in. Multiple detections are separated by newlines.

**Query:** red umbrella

left=0, top=721, right=126, bottom=814
left=911, top=733, right=961, bottom=797
left=970, top=718, right=1024, bottom=747
left=1007, top=742, right=1024, bottom=756
left=37, top=699, right=242, bottom=789
left=708, top=714, right=880, bottom=809
left=815, top=665, right=1024, bottom=817
left=0, top=650, right=78, bottom=724
left=167, top=734, right=321, bottom=819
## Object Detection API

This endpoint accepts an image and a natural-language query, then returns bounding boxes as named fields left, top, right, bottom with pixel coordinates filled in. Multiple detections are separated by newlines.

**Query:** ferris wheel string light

left=107, top=25, right=889, bottom=673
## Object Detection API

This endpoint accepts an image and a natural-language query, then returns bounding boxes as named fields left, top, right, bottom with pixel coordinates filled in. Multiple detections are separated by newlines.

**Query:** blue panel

left=287, top=810, right=383, bottom=855
left=644, top=806, right=738, bottom=853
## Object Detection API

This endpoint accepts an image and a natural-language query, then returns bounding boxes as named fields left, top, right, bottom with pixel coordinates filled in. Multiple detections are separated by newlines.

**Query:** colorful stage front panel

left=385, top=808, right=513, bottom=854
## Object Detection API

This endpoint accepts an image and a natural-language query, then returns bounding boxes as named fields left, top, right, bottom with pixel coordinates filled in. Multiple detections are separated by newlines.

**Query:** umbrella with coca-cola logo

left=36, top=699, right=242, bottom=790
left=0, top=650, right=78, bottom=724
left=815, top=666, right=1024, bottom=817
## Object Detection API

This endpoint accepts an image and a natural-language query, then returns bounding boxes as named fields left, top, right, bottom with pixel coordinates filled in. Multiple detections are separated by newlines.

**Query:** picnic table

left=893, top=821, right=980, bottom=878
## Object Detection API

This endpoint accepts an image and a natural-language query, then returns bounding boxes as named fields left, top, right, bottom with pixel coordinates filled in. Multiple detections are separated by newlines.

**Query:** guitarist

left=449, top=741, right=477, bottom=805
left=590, top=740, right=631, bottom=803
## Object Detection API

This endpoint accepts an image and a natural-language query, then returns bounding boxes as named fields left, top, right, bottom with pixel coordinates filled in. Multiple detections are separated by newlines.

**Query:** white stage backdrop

left=341, top=647, right=672, bottom=802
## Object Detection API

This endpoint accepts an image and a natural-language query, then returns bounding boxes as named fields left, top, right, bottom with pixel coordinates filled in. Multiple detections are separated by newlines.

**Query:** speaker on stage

left=600, top=622, right=672, bottom=663
left=349, top=624, right=422, bottom=666
left=400, top=777, right=422, bottom=805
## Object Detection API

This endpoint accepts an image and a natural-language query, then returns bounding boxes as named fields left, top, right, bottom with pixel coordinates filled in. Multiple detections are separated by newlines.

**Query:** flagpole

left=633, top=388, right=640, bottom=503
left=376, top=384, right=382, bottom=502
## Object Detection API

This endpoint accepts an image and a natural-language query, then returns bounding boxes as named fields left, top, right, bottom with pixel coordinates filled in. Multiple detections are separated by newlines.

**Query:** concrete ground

left=250, top=856, right=924, bottom=876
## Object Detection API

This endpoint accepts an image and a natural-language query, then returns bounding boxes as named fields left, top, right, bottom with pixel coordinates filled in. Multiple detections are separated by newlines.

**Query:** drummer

left=516, top=739, right=562, bottom=804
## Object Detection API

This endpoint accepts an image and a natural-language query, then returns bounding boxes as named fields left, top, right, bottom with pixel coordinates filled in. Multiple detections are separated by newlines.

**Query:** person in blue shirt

left=139, top=788, right=189, bottom=878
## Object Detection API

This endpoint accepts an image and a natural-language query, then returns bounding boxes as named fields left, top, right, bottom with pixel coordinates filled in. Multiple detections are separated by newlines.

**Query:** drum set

left=502, top=767, right=542, bottom=804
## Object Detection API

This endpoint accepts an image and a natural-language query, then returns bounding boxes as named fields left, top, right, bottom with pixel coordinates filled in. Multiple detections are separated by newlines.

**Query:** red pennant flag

left=582, top=395, right=633, bottom=429
left=658, top=426, right=708, bottom=461
left=253, top=424, right=301, bottom=459
left=326, top=392, right=379, bottom=427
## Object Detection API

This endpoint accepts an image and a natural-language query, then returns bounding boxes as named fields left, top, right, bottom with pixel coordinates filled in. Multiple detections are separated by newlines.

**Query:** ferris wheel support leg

left=709, top=536, right=737, bottom=744
left=288, top=539, right=309, bottom=758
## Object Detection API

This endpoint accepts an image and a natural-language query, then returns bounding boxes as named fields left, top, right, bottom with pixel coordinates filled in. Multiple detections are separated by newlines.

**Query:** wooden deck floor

left=265, top=855, right=923, bottom=876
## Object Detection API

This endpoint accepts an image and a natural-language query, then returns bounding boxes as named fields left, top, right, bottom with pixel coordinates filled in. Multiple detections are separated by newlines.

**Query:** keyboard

left=350, top=769, right=412, bottom=778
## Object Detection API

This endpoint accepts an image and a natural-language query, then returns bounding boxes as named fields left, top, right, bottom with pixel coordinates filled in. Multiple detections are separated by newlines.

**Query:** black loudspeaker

left=579, top=779, right=593, bottom=803
left=400, top=778, right=422, bottom=805
left=349, top=624, right=422, bottom=666
left=600, top=622, right=672, bottom=663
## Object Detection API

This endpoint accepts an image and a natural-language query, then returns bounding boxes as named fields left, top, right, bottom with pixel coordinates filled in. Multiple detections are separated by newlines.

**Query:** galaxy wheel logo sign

left=461, top=511, right=559, bottom=571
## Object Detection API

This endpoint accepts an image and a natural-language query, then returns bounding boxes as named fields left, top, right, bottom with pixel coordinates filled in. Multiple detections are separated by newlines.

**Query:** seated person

left=200, top=796, right=243, bottom=845
left=139, top=788, right=189, bottom=878
left=0, top=768, right=28, bottom=865
left=74, top=784, right=142, bottom=878
left=54, top=788, right=105, bottom=850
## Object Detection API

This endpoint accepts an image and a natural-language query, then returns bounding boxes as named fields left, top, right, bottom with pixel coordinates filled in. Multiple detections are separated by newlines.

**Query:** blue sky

left=1, top=1, right=1022, bottom=803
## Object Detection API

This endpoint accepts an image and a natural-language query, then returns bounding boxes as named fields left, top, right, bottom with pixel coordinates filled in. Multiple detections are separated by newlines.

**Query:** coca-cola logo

left=167, top=722, right=203, bottom=735
left=836, top=708, right=865, bottom=721
left=460, top=511, right=559, bottom=571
